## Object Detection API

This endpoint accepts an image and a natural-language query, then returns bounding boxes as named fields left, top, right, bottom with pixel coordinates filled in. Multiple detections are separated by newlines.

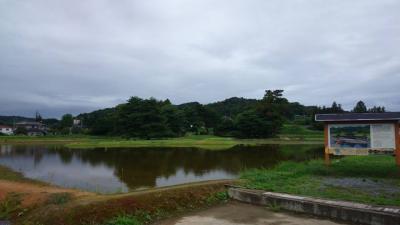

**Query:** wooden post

left=324, top=123, right=330, bottom=165
left=395, top=123, right=400, bottom=166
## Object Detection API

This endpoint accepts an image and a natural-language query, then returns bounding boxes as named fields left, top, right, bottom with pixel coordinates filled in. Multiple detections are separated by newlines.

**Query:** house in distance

left=15, top=121, right=48, bottom=136
left=0, top=125, right=13, bottom=135
left=315, top=112, right=400, bottom=166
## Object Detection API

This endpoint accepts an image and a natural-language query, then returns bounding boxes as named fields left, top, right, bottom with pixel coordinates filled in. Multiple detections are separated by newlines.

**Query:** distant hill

left=0, top=116, right=35, bottom=126
left=206, top=97, right=259, bottom=118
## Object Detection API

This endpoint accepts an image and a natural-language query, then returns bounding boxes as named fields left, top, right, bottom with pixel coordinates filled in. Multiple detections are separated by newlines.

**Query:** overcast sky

left=1, top=0, right=399, bottom=118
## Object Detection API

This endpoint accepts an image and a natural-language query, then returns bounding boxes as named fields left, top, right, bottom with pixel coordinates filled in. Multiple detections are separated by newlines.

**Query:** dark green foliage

left=77, top=108, right=116, bottom=135
left=216, top=90, right=290, bottom=138
left=206, top=97, right=259, bottom=118
left=256, top=90, right=287, bottom=135
left=206, top=191, right=229, bottom=204
left=105, top=215, right=142, bottom=225
left=368, top=106, right=385, bottom=113
left=352, top=101, right=367, bottom=113
left=0, top=116, right=59, bottom=130
left=177, top=102, right=220, bottom=134
left=202, top=106, right=220, bottom=131
left=234, top=110, right=273, bottom=138
left=78, top=98, right=186, bottom=137
left=330, top=101, right=344, bottom=113
left=0, top=116, right=35, bottom=126
left=178, top=102, right=204, bottom=133
left=115, top=97, right=173, bottom=139
left=35, top=111, right=43, bottom=122
left=287, top=102, right=307, bottom=120
left=14, top=127, right=27, bottom=135
left=74, top=89, right=333, bottom=139
left=60, top=114, right=74, bottom=128
left=11, top=91, right=383, bottom=139
left=43, top=118, right=60, bottom=127
left=307, top=101, right=345, bottom=130
left=111, top=97, right=190, bottom=138
left=162, top=104, right=185, bottom=136
left=214, top=117, right=235, bottom=136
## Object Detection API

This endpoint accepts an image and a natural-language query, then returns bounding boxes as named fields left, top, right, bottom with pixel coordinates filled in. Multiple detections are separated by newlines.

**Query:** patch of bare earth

left=0, top=180, right=93, bottom=207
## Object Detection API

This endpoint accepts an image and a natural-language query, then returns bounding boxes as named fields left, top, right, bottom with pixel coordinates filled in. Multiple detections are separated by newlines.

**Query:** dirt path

left=155, top=201, right=345, bottom=225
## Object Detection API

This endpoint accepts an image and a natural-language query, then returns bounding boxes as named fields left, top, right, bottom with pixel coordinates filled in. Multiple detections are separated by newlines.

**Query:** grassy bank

left=0, top=165, right=46, bottom=185
left=19, top=180, right=233, bottom=225
left=0, top=135, right=109, bottom=144
left=0, top=133, right=323, bottom=150
left=279, top=124, right=323, bottom=141
left=241, top=156, right=400, bottom=206
left=66, top=135, right=323, bottom=150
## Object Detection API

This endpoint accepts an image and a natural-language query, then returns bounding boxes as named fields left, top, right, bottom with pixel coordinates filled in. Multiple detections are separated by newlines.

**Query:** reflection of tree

left=1, top=144, right=323, bottom=190
left=57, top=149, right=74, bottom=164
left=72, top=145, right=322, bottom=190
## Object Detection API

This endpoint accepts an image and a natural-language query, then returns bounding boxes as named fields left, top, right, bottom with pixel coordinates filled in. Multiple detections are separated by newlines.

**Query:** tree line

left=73, top=90, right=386, bottom=138
left=76, top=91, right=290, bottom=138
left=0, top=90, right=387, bottom=138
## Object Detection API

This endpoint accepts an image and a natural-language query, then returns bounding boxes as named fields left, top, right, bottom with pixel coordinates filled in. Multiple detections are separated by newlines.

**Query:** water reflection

left=0, top=144, right=322, bottom=193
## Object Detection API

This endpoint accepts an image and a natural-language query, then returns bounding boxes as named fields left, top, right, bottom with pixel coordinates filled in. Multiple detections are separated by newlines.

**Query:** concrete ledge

left=228, top=187, right=400, bottom=225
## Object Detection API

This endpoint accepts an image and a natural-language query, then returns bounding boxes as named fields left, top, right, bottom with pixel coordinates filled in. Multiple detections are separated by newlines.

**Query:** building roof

left=315, top=112, right=400, bottom=122
left=0, top=125, right=12, bottom=129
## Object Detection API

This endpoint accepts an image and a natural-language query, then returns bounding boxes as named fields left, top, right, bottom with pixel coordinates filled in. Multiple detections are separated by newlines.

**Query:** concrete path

left=155, top=201, right=345, bottom=225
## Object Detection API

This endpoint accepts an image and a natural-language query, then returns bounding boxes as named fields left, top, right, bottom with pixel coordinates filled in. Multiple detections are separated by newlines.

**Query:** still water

left=0, top=144, right=322, bottom=193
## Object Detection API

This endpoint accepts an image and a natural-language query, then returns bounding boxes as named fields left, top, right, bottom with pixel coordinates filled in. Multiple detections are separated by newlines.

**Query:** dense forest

left=0, top=90, right=386, bottom=138
left=74, top=90, right=385, bottom=138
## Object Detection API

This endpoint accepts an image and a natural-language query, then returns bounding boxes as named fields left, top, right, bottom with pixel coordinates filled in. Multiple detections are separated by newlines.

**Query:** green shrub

left=105, top=215, right=142, bottom=225
left=47, top=192, right=72, bottom=205
left=206, top=191, right=229, bottom=204
left=0, top=193, right=22, bottom=219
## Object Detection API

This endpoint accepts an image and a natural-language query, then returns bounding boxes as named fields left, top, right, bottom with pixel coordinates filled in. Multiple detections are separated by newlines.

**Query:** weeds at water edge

left=0, top=193, right=22, bottom=219
left=46, top=192, right=72, bottom=205
left=104, top=215, right=142, bottom=225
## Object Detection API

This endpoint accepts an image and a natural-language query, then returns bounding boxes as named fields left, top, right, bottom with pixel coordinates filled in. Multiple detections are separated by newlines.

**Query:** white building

left=0, top=125, right=13, bottom=135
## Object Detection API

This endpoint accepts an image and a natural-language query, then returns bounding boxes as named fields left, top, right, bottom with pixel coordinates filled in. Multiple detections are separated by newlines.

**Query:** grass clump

left=105, top=215, right=142, bottom=225
left=0, top=193, right=22, bottom=219
left=266, top=201, right=281, bottom=212
left=205, top=191, right=229, bottom=204
left=46, top=192, right=72, bottom=205
left=0, top=165, right=26, bottom=181
left=241, top=156, right=400, bottom=206
left=0, top=165, right=46, bottom=185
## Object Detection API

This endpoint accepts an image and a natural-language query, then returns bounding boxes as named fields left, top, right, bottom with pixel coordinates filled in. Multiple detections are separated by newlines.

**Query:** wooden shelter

left=315, top=112, right=400, bottom=166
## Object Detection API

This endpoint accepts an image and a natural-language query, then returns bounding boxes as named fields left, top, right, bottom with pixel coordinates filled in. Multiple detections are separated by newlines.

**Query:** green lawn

left=0, top=127, right=323, bottom=150
left=241, top=156, right=400, bottom=206
left=65, top=135, right=323, bottom=150
left=279, top=124, right=323, bottom=140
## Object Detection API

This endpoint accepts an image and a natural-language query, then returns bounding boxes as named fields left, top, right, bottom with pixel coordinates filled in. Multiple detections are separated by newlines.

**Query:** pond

left=0, top=144, right=323, bottom=193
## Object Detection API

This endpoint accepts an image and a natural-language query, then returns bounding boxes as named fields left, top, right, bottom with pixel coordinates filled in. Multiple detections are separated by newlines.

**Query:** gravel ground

left=322, top=177, right=400, bottom=196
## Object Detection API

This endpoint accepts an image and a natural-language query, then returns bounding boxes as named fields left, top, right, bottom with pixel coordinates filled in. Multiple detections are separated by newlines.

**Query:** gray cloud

left=0, top=0, right=399, bottom=118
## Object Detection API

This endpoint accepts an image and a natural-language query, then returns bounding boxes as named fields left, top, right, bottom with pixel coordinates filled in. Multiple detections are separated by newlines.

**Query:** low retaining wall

left=228, top=187, right=400, bottom=225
